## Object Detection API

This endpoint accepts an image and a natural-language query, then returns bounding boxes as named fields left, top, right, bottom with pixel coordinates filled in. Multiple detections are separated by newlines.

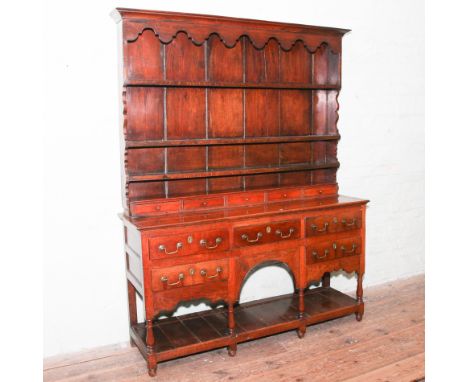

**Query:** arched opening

left=239, top=261, right=296, bottom=304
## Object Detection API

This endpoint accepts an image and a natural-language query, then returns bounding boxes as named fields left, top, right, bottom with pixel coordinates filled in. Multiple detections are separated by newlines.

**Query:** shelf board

left=124, top=80, right=340, bottom=90
left=127, top=162, right=340, bottom=182
left=126, top=135, right=340, bottom=149
left=130, top=287, right=359, bottom=362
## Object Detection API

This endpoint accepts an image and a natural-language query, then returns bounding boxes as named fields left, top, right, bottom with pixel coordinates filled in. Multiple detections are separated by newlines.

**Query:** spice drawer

left=233, top=220, right=301, bottom=247
left=151, top=259, right=229, bottom=292
left=148, top=229, right=229, bottom=260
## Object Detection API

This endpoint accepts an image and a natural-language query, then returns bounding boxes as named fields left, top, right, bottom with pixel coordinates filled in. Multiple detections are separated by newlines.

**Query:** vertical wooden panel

left=167, top=147, right=206, bottom=172
left=313, top=90, right=328, bottom=135
left=126, top=88, right=164, bottom=141
left=165, top=33, right=205, bottom=81
left=245, top=144, right=279, bottom=167
left=245, top=174, right=279, bottom=189
left=280, top=90, right=311, bottom=136
left=167, top=179, right=206, bottom=197
left=126, top=30, right=163, bottom=81
left=208, top=146, right=244, bottom=169
left=280, top=42, right=311, bottom=83
left=126, top=148, right=164, bottom=175
left=208, top=35, right=243, bottom=82
left=166, top=89, right=206, bottom=139
left=245, top=90, right=280, bottom=137
left=208, top=177, right=243, bottom=193
left=128, top=182, right=165, bottom=200
left=279, top=143, right=311, bottom=165
left=280, top=171, right=310, bottom=186
left=313, top=44, right=329, bottom=85
left=208, top=89, right=243, bottom=137
left=328, top=51, right=340, bottom=86
left=245, top=39, right=280, bottom=83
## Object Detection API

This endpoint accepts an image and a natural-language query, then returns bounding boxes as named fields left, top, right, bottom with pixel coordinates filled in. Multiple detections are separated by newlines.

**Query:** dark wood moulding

left=126, top=135, right=340, bottom=149
left=127, top=162, right=340, bottom=182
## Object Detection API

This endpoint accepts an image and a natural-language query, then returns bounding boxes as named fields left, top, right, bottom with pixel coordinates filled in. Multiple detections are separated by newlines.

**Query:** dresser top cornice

left=111, top=8, right=350, bottom=53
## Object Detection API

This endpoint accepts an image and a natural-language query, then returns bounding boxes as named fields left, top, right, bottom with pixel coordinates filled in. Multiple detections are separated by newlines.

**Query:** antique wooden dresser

left=112, top=8, right=368, bottom=377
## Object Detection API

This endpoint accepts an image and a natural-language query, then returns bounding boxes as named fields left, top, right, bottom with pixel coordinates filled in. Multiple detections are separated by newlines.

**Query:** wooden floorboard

left=44, top=274, right=425, bottom=382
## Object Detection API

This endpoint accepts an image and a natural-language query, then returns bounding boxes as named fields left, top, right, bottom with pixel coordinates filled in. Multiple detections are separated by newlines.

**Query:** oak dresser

left=112, top=8, right=369, bottom=377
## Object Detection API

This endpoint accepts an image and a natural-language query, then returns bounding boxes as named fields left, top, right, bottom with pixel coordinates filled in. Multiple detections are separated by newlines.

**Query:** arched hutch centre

left=112, top=8, right=369, bottom=377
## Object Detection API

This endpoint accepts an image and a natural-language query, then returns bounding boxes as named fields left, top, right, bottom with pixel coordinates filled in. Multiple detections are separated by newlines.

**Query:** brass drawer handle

left=311, top=222, right=329, bottom=232
left=158, top=242, right=182, bottom=255
left=200, top=266, right=223, bottom=279
left=200, top=237, right=222, bottom=249
left=341, top=243, right=357, bottom=254
left=312, top=249, right=329, bottom=259
left=275, top=227, right=295, bottom=239
left=342, top=218, right=357, bottom=227
left=160, top=273, right=184, bottom=286
left=241, top=232, right=263, bottom=243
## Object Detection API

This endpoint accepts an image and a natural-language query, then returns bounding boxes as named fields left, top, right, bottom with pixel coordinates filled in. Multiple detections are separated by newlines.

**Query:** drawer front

left=227, top=192, right=264, bottom=206
left=267, top=189, right=303, bottom=202
left=183, top=196, right=225, bottom=211
left=305, top=208, right=361, bottom=236
left=149, top=229, right=229, bottom=259
left=131, top=200, right=180, bottom=216
left=306, top=236, right=362, bottom=264
left=234, top=220, right=301, bottom=247
left=151, top=259, right=229, bottom=292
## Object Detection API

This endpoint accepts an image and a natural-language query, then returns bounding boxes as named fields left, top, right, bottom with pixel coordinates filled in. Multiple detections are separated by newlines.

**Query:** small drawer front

left=268, top=189, right=303, bottom=202
left=306, top=236, right=362, bottom=264
left=305, top=208, right=361, bottom=236
left=234, top=220, right=301, bottom=247
left=131, top=200, right=180, bottom=216
left=149, top=229, right=229, bottom=260
left=151, top=259, right=229, bottom=292
left=183, top=196, right=225, bottom=211
left=227, top=192, right=264, bottom=206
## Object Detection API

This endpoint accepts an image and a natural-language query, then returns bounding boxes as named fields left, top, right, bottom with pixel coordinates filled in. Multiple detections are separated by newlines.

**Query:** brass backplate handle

left=200, top=266, right=223, bottom=279
left=275, top=227, right=295, bottom=239
left=241, top=232, right=263, bottom=243
left=342, top=218, right=357, bottom=227
left=160, top=272, right=184, bottom=286
left=200, top=237, right=222, bottom=249
left=312, top=249, right=329, bottom=259
left=341, top=243, right=357, bottom=254
left=158, top=242, right=183, bottom=255
left=311, top=222, right=329, bottom=232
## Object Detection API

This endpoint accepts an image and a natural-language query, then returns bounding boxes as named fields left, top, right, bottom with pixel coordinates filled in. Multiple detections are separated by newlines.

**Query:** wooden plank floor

left=44, top=275, right=425, bottom=382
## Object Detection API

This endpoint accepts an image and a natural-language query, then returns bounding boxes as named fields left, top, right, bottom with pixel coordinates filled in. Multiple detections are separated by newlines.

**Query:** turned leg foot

left=147, top=366, right=157, bottom=377
left=228, top=343, right=237, bottom=357
left=355, top=311, right=363, bottom=321
left=296, top=326, right=306, bottom=339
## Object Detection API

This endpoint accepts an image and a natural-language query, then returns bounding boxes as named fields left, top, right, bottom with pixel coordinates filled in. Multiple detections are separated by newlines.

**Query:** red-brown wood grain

left=113, top=8, right=367, bottom=378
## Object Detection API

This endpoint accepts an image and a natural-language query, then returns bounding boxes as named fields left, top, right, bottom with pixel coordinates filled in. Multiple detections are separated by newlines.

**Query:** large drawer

left=151, top=259, right=229, bottom=292
left=306, top=235, right=362, bottom=264
left=305, top=208, right=361, bottom=237
left=148, top=229, right=229, bottom=260
left=233, top=220, right=301, bottom=247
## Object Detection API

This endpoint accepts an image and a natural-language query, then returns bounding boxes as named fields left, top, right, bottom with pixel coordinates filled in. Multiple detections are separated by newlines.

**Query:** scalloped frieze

left=122, top=20, right=343, bottom=54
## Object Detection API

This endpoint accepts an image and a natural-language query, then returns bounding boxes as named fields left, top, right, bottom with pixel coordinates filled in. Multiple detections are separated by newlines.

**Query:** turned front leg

left=356, top=272, right=364, bottom=321
left=227, top=302, right=237, bottom=356
left=296, top=288, right=306, bottom=338
left=145, top=319, right=157, bottom=377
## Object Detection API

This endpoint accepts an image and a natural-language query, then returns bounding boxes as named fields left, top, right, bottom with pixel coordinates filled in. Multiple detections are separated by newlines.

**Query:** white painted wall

left=44, top=0, right=424, bottom=357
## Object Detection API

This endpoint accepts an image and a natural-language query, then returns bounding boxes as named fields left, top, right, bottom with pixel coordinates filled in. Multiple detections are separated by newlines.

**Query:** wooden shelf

left=130, top=287, right=359, bottom=362
left=124, top=80, right=340, bottom=90
left=127, top=162, right=340, bottom=182
left=126, top=135, right=340, bottom=149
